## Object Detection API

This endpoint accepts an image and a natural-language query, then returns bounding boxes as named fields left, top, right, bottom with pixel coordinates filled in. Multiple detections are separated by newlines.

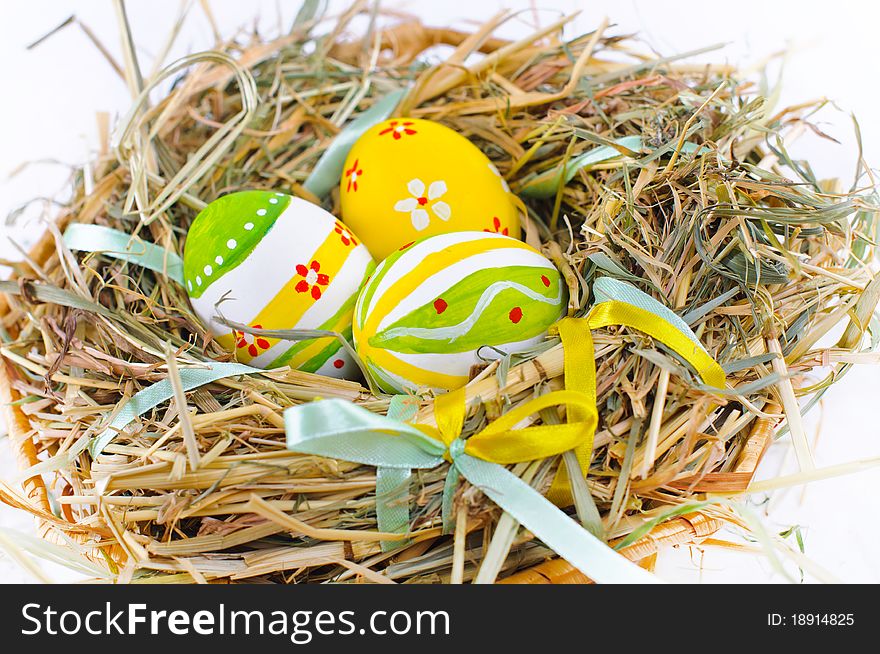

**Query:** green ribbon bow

left=284, top=393, right=659, bottom=584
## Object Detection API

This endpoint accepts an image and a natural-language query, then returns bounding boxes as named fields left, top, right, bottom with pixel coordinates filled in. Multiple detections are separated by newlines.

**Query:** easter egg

left=340, top=117, right=520, bottom=261
left=183, top=190, right=374, bottom=377
left=353, top=231, right=567, bottom=393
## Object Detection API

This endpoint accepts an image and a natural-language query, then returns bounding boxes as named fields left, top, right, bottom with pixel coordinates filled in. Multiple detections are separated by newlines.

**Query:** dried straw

left=1, top=2, right=877, bottom=583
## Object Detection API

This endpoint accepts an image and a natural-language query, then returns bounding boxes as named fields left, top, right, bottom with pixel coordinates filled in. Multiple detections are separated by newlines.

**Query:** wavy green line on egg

left=370, top=266, right=565, bottom=354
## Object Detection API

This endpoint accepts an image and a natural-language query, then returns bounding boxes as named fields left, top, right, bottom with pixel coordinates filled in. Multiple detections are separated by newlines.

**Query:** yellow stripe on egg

left=360, top=234, right=536, bottom=338
left=230, top=226, right=356, bottom=365
left=364, top=346, right=469, bottom=392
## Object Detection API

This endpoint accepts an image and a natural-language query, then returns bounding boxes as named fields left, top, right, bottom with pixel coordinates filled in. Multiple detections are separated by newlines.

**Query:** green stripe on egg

left=183, top=190, right=291, bottom=298
left=183, top=191, right=375, bottom=380
left=372, top=266, right=564, bottom=353
left=353, top=231, right=567, bottom=393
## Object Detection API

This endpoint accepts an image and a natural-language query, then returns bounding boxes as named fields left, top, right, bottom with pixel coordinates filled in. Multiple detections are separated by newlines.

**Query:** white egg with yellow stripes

left=353, top=231, right=567, bottom=393
left=183, top=190, right=374, bottom=377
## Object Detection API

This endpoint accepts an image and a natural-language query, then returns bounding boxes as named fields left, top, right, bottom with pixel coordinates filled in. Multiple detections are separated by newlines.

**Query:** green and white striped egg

left=353, top=231, right=567, bottom=393
left=183, top=190, right=374, bottom=378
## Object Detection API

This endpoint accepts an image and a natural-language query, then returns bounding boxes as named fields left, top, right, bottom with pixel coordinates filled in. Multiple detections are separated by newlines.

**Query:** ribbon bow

left=285, top=386, right=660, bottom=583
left=285, top=277, right=726, bottom=583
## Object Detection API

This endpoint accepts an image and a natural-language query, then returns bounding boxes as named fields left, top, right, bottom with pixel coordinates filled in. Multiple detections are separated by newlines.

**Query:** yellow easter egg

left=340, top=118, right=520, bottom=261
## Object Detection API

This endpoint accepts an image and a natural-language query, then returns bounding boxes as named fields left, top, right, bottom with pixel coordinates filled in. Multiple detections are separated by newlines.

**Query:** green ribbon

left=376, top=395, right=420, bottom=552
left=63, top=224, right=184, bottom=285
left=592, top=276, right=701, bottom=346
left=284, top=399, right=660, bottom=583
left=15, top=361, right=265, bottom=482
left=89, top=362, right=260, bottom=456
left=519, top=136, right=643, bottom=198
left=519, top=137, right=711, bottom=198
left=303, top=89, right=406, bottom=198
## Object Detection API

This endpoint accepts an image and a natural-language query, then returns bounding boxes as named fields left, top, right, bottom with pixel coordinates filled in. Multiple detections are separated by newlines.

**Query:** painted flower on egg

left=183, top=190, right=374, bottom=378
left=393, top=179, right=451, bottom=231
left=234, top=324, right=271, bottom=357
left=294, top=260, right=330, bottom=300
left=379, top=120, right=417, bottom=139
left=344, top=159, right=362, bottom=192
left=340, top=117, right=520, bottom=261
left=484, top=216, right=509, bottom=235
left=334, top=224, right=358, bottom=246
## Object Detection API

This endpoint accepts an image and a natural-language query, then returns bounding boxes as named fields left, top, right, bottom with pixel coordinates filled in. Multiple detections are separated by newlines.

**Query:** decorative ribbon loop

left=284, top=278, right=725, bottom=583
left=464, top=389, right=597, bottom=464
left=284, top=385, right=656, bottom=583
left=64, top=224, right=185, bottom=286
left=589, top=277, right=726, bottom=389
left=286, top=388, right=596, bottom=474
left=545, top=317, right=598, bottom=506
left=547, top=278, right=727, bottom=505
left=285, top=397, right=445, bottom=469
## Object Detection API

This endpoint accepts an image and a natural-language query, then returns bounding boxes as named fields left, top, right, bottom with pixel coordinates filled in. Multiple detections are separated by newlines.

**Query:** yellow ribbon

left=546, top=301, right=727, bottom=505
left=545, top=317, right=598, bottom=505
left=427, top=300, right=726, bottom=508
left=587, top=301, right=726, bottom=389
left=423, top=387, right=598, bottom=466
left=415, top=300, right=726, bottom=506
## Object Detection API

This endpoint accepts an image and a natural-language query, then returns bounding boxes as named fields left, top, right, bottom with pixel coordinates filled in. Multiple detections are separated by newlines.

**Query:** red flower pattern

left=235, top=324, right=271, bottom=358
left=295, top=260, right=330, bottom=300
left=483, top=216, right=509, bottom=236
left=345, top=159, right=362, bottom=192
left=379, top=120, right=417, bottom=140
left=335, top=223, right=358, bottom=246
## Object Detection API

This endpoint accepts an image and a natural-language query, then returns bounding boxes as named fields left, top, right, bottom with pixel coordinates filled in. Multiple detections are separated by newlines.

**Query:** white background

left=1, top=0, right=879, bottom=583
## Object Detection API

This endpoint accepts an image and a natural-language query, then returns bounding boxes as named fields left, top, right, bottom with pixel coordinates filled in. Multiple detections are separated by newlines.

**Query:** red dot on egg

left=434, top=298, right=448, bottom=314
left=509, top=307, right=523, bottom=323
left=541, top=275, right=550, bottom=287
left=333, top=359, right=345, bottom=369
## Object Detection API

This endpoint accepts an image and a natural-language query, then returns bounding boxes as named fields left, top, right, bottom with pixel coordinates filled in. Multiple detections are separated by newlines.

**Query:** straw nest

left=1, top=3, right=878, bottom=584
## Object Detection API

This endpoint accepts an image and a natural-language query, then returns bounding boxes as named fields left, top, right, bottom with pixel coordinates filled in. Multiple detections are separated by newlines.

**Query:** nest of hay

left=1, top=5, right=878, bottom=584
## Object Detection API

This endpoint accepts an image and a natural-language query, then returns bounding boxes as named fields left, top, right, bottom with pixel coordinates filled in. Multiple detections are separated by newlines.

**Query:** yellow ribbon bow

left=427, top=299, right=726, bottom=508
left=420, top=387, right=598, bottom=467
